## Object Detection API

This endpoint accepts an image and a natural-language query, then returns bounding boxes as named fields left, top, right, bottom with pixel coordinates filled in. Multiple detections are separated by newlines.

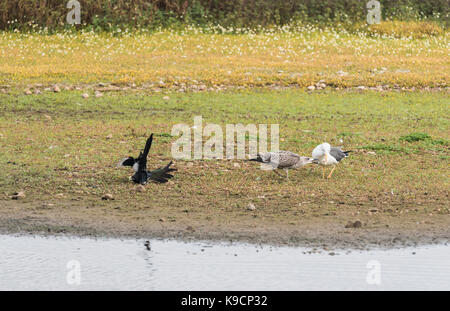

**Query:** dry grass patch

left=0, top=25, right=448, bottom=89
left=368, top=21, right=445, bottom=39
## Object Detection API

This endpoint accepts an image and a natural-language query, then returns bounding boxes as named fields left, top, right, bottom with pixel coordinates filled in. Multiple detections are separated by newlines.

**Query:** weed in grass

left=430, top=139, right=448, bottom=146
left=362, top=144, right=412, bottom=154
left=338, top=132, right=361, bottom=138
left=400, top=132, right=431, bottom=142
left=399, top=133, right=449, bottom=152
left=155, top=133, right=174, bottom=138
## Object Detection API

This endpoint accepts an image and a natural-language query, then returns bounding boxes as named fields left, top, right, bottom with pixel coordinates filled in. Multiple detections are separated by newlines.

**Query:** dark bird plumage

left=118, top=134, right=153, bottom=173
left=329, top=147, right=352, bottom=162
left=145, top=161, right=177, bottom=184
left=118, top=133, right=177, bottom=184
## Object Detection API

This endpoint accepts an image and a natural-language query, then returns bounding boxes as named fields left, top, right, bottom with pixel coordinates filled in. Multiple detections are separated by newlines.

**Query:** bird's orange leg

left=327, top=165, right=336, bottom=179
left=322, top=166, right=325, bottom=179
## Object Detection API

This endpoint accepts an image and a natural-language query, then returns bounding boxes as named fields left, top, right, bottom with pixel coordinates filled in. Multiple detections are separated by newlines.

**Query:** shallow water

left=1, top=235, right=449, bottom=290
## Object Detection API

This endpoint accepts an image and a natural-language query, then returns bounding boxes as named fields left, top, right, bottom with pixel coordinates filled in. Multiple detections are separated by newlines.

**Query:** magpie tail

left=147, top=161, right=177, bottom=183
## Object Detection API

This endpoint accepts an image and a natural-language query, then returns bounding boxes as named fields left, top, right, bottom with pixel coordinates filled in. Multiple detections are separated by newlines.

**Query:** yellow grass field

left=0, top=24, right=448, bottom=90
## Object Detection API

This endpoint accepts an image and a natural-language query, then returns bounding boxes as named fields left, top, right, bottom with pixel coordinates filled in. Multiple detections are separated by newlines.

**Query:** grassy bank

left=0, top=26, right=448, bottom=90
left=0, top=90, right=448, bottom=246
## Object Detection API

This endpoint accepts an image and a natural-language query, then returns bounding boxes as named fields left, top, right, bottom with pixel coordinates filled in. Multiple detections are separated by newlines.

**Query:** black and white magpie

left=118, top=133, right=177, bottom=184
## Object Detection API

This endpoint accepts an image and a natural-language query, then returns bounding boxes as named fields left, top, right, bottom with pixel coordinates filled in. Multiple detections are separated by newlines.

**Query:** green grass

left=399, top=132, right=431, bottom=142
left=0, top=88, right=449, bottom=242
left=0, top=89, right=448, bottom=202
left=362, top=144, right=412, bottom=154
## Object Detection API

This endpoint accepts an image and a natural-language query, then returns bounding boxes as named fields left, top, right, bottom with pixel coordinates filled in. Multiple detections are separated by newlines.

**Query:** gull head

left=312, top=142, right=331, bottom=159
left=303, top=157, right=316, bottom=165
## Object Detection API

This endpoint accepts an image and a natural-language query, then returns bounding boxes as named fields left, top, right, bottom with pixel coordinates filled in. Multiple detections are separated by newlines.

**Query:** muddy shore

left=1, top=199, right=449, bottom=250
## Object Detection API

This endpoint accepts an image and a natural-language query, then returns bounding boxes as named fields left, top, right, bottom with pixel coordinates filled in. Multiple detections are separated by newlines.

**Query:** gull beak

left=309, top=158, right=319, bottom=164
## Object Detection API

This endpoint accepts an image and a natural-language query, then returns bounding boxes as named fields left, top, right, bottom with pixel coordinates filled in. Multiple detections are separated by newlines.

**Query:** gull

left=249, top=151, right=315, bottom=179
left=312, top=142, right=351, bottom=179
left=118, top=133, right=177, bottom=184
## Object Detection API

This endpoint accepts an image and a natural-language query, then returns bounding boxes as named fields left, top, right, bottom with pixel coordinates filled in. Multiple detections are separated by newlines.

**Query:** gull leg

left=285, top=169, right=289, bottom=180
left=327, top=165, right=336, bottom=179
left=322, top=154, right=328, bottom=179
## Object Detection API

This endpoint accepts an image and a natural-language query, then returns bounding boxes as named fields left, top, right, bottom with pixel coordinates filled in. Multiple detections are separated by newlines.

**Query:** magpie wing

left=137, top=133, right=153, bottom=172
left=117, top=157, right=135, bottom=167
left=142, top=133, right=153, bottom=160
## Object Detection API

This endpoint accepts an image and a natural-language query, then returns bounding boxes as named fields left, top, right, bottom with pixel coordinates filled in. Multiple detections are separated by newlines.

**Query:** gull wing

left=330, top=147, right=351, bottom=162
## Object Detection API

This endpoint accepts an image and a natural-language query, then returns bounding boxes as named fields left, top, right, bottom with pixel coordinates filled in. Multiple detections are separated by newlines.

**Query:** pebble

left=102, top=193, right=114, bottom=200
left=11, top=191, right=25, bottom=200
left=247, top=203, right=256, bottom=211
left=345, top=220, right=362, bottom=228
left=135, top=185, right=146, bottom=192
left=81, top=93, right=89, bottom=99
